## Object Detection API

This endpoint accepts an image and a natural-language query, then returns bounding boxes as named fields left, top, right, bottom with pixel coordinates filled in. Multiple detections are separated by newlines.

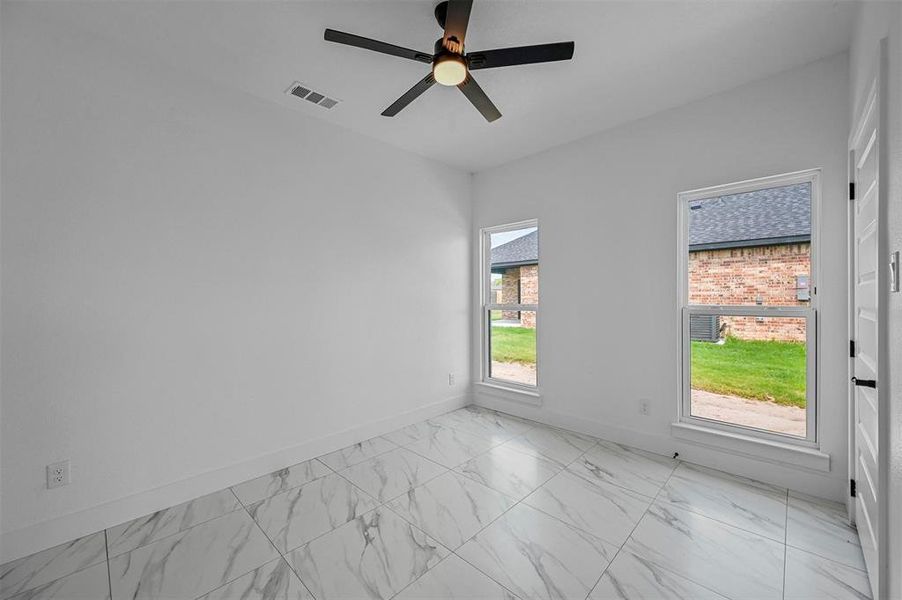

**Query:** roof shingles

left=491, top=230, right=538, bottom=266
left=688, top=182, right=811, bottom=249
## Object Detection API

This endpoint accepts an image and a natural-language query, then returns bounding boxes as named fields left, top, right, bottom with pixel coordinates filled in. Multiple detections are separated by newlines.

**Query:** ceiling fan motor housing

left=434, top=1, right=449, bottom=29
left=434, top=37, right=464, bottom=59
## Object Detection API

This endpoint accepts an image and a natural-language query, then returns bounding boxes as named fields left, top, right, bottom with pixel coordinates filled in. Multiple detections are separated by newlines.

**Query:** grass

left=691, top=336, right=806, bottom=407
left=490, top=325, right=536, bottom=364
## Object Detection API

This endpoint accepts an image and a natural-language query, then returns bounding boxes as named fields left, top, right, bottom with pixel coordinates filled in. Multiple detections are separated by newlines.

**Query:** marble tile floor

left=0, top=405, right=871, bottom=600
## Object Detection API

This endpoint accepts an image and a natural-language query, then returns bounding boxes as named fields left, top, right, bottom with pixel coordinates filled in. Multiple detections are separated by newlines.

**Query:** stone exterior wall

left=499, top=264, right=539, bottom=328
left=689, top=243, right=810, bottom=342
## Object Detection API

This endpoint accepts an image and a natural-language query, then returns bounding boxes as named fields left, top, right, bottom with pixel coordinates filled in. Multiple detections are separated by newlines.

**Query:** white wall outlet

left=639, top=400, right=650, bottom=416
left=448, top=372, right=455, bottom=386
left=46, top=460, right=70, bottom=489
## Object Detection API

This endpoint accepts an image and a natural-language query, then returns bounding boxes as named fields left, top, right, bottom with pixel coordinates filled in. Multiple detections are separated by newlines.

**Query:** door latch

left=851, top=377, right=877, bottom=388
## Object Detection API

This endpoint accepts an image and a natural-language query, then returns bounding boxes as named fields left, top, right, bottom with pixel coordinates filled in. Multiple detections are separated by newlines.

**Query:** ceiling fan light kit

left=433, top=53, right=467, bottom=86
left=323, top=0, right=574, bottom=123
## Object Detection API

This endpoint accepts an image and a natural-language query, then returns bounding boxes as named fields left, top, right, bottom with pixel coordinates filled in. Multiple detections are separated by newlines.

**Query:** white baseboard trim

left=472, top=394, right=845, bottom=503
left=0, top=393, right=471, bottom=564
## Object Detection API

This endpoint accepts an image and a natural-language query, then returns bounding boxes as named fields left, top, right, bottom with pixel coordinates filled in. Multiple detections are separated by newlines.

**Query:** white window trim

left=479, top=219, right=540, bottom=395
left=676, top=169, right=821, bottom=447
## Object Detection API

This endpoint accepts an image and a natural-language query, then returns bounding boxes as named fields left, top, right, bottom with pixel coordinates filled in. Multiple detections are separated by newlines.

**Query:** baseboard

left=0, top=393, right=471, bottom=564
left=473, top=395, right=845, bottom=504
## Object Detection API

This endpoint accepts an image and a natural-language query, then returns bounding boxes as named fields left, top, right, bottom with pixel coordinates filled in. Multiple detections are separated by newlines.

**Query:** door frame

left=847, top=36, right=889, bottom=599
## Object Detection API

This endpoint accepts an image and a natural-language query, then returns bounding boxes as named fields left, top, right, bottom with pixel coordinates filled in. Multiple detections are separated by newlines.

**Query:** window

left=481, top=221, right=538, bottom=388
left=678, top=171, right=818, bottom=443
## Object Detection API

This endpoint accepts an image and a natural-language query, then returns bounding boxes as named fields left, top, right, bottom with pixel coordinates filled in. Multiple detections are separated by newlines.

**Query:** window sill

left=671, top=421, right=830, bottom=472
left=474, top=381, right=542, bottom=406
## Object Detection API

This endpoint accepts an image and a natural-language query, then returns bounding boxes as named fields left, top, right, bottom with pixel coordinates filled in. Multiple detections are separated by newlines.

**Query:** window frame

left=480, top=219, right=539, bottom=391
left=677, top=169, right=821, bottom=446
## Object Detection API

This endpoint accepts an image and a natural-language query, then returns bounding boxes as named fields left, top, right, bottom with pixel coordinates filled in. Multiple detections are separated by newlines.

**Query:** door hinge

left=850, top=478, right=857, bottom=497
left=850, top=340, right=856, bottom=357
left=850, top=182, right=856, bottom=200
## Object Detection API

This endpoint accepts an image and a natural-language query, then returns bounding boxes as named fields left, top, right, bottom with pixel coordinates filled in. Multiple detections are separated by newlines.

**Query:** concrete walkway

left=490, top=361, right=536, bottom=386
left=492, top=319, right=524, bottom=328
left=691, top=389, right=806, bottom=437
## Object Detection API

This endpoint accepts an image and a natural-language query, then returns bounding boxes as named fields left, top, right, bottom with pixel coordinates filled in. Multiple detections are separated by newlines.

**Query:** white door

left=849, top=42, right=886, bottom=600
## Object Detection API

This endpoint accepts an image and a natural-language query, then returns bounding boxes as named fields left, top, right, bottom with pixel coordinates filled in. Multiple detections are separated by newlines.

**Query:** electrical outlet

left=448, top=372, right=455, bottom=386
left=46, top=460, right=70, bottom=489
left=638, top=400, right=650, bottom=416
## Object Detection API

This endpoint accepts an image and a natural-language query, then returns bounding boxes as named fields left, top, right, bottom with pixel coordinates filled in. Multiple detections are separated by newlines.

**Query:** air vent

left=290, top=85, right=311, bottom=99
left=286, top=82, right=340, bottom=110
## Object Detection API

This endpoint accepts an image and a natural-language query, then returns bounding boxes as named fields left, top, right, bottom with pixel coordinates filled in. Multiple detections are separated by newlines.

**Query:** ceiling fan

left=324, top=0, right=574, bottom=123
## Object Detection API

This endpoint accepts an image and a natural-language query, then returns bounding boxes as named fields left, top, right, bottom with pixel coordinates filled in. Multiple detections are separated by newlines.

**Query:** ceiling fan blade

left=382, top=73, right=436, bottom=117
left=457, top=73, right=501, bottom=122
left=443, top=0, right=473, bottom=50
left=324, top=29, right=432, bottom=64
left=467, top=41, right=574, bottom=70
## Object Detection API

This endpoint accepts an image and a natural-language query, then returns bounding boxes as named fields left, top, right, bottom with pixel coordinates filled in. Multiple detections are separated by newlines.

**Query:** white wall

left=849, top=2, right=902, bottom=596
left=472, top=53, right=850, bottom=501
left=0, top=8, right=471, bottom=559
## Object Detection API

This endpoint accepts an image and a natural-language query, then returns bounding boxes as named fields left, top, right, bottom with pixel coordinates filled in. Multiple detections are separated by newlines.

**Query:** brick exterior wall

left=500, top=267, right=520, bottom=321
left=499, top=264, right=539, bottom=328
left=520, top=265, right=538, bottom=328
left=689, top=243, right=809, bottom=341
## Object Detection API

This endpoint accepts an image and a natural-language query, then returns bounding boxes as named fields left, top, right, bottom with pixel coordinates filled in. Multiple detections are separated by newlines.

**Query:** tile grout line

left=237, top=450, right=442, bottom=558
left=647, top=496, right=789, bottom=545
left=378, top=417, right=594, bottom=600
left=783, top=488, right=789, bottom=600
left=329, top=411, right=561, bottom=513
left=331, top=448, right=452, bottom=507
left=273, top=450, right=457, bottom=557
left=564, top=455, right=793, bottom=546
left=0, top=535, right=113, bottom=600
left=395, top=430, right=512, bottom=471
left=317, top=436, right=402, bottom=472
left=440, top=439, right=602, bottom=599
left=599, top=457, right=785, bottom=600
left=104, top=490, right=248, bottom=562
left=222, top=486, right=320, bottom=600
left=382, top=552, right=461, bottom=600
left=233, top=463, right=333, bottom=508
left=579, top=455, right=681, bottom=600
left=104, top=529, right=113, bottom=600
left=581, top=457, right=745, bottom=600
left=783, top=543, right=869, bottom=573
left=578, top=455, right=772, bottom=600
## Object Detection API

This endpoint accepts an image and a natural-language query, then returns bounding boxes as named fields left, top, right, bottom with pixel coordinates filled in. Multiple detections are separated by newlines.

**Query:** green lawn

left=691, top=337, right=806, bottom=407
left=490, top=325, right=536, bottom=364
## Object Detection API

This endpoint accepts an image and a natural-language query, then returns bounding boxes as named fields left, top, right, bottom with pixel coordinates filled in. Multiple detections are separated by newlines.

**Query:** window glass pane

left=689, top=315, right=807, bottom=437
left=490, top=227, right=538, bottom=307
left=688, top=183, right=810, bottom=306
left=489, top=310, right=536, bottom=387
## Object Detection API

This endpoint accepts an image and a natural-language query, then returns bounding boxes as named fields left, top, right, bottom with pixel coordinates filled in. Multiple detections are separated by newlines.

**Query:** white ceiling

left=22, top=1, right=855, bottom=171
